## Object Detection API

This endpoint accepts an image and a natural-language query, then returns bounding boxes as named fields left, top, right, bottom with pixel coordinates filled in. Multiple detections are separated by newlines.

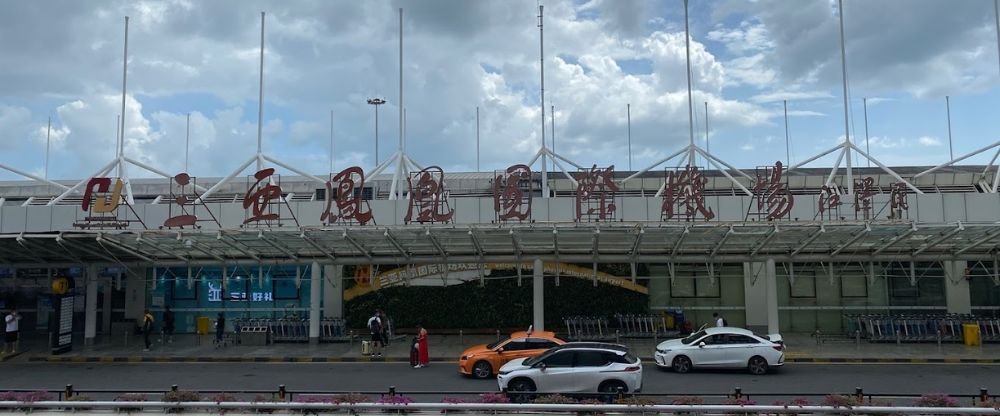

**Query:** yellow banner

left=344, top=262, right=647, bottom=301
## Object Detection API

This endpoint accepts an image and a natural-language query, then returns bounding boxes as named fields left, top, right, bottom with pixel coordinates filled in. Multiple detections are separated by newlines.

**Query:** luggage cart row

left=613, top=314, right=667, bottom=337
left=845, top=314, right=1000, bottom=343
left=231, top=318, right=354, bottom=343
left=563, top=316, right=613, bottom=341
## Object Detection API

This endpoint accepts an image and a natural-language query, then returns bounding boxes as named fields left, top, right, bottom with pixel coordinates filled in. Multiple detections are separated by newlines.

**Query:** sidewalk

left=4, top=332, right=998, bottom=364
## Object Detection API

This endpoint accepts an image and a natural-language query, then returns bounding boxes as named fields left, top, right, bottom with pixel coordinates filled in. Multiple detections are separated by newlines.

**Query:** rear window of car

left=574, top=350, right=610, bottom=367
left=605, top=351, right=638, bottom=364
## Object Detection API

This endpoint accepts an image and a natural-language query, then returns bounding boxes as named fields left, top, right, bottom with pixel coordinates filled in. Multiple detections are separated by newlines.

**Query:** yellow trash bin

left=196, top=317, right=211, bottom=335
left=665, top=314, right=675, bottom=330
left=962, top=323, right=981, bottom=346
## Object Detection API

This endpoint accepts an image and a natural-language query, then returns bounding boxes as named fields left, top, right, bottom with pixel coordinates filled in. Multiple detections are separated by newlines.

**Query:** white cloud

left=917, top=136, right=942, bottom=146
left=751, top=90, right=834, bottom=103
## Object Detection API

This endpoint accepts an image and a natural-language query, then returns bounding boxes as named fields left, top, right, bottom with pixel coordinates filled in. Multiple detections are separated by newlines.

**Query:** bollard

left=896, top=330, right=901, bottom=345
left=65, top=384, right=73, bottom=399
left=616, top=386, right=625, bottom=401
left=615, top=329, right=620, bottom=344
left=855, top=330, right=861, bottom=348
left=980, top=388, right=989, bottom=404
left=734, top=387, right=742, bottom=399
left=171, top=384, right=179, bottom=392
left=855, top=387, right=864, bottom=403
left=937, top=329, right=942, bottom=349
left=388, top=386, right=396, bottom=397
left=653, top=330, right=658, bottom=345
left=814, top=330, right=822, bottom=346
left=349, top=330, right=354, bottom=348
left=496, top=329, right=501, bottom=342
left=459, top=329, right=463, bottom=346
left=278, top=385, right=286, bottom=401
left=124, top=329, right=129, bottom=348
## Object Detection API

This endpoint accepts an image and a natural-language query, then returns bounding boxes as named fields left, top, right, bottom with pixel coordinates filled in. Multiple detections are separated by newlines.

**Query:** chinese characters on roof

left=67, top=165, right=911, bottom=228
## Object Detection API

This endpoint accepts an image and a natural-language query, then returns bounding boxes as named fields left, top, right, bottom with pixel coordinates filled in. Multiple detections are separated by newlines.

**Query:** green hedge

left=345, top=277, right=648, bottom=331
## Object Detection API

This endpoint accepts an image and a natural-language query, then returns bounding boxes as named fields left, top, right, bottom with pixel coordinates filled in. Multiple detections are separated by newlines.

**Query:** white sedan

left=654, top=327, right=784, bottom=375
left=497, top=343, right=643, bottom=396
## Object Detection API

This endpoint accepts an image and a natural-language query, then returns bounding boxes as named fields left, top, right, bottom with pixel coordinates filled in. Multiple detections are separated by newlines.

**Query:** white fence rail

left=1, top=401, right=999, bottom=414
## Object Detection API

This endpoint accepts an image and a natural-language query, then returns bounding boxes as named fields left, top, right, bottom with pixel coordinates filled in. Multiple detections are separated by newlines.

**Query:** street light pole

left=367, top=97, right=386, bottom=166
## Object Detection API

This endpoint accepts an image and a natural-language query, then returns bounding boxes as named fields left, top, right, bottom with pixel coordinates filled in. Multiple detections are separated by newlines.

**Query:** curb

left=25, top=356, right=1000, bottom=364
left=0, top=352, right=23, bottom=362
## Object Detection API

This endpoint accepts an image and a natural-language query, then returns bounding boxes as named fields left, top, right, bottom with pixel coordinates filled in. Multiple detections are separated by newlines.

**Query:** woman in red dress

left=415, top=325, right=429, bottom=368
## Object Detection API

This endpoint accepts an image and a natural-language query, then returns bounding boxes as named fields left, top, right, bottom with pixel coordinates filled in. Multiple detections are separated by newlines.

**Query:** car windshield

left=523, top=348, right=556, bottom=366
left=681, top=330, right=706, bottom=345
left=487, top=336, right=510, bottom=350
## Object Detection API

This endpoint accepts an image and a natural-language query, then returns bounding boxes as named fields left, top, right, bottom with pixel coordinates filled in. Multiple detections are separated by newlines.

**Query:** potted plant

left=114, top=394, right=146, bottom=413
left=162, top=390, right=201, bottom=413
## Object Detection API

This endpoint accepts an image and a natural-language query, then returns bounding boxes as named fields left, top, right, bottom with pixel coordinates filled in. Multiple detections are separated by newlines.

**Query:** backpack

left=722, top=319, right=729, bottom=326
left=369, top=317, right=381, bottom=334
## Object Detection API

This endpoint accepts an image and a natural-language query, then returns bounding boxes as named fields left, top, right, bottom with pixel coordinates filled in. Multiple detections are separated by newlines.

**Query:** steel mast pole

left=538, top=5, right=548, bottom=198
left=256, top=12, right=265, bottom=171
left=837, top=0, right=853, bottom=195
left=683, top=0, right=695, bottom=167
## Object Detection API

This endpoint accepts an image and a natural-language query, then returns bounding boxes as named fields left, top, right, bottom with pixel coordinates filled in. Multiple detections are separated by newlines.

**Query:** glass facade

left=149, top=265, right=313, bottom=333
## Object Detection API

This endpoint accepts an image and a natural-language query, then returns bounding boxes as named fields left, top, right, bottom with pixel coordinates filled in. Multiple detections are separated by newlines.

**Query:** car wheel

left=672, top=356, right=693, bottom=374
left=506, top=378, right=536, bottom=403
left=598, top=380, right=628, bottom=394
left=472, top=361, right=493, bottom=379
left=748, top=356, right=768, bottom=375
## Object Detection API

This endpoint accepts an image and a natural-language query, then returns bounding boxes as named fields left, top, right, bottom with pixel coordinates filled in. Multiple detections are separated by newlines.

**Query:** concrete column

left=765, top=259, right=780, bottom=334
left=84, top=266, right=98, bottom=345
left=124, top=268, right=146, bottom=321
left=533, top=258, right=544, bottom=332
left=309, top=262, right=322, bottom=344
left=101, top=279, right=113, bottom=334
left=322, top=265, right=344, bottom=319
left=943, top=260, right=972, bottom=314
left=743, top=260, right=779, bottom=334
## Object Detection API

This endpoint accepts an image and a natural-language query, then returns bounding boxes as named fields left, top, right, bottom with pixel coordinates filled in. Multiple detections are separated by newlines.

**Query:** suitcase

left=409, top=346, right=418, bottom=366
left=361, top=340, right=372, bottom=356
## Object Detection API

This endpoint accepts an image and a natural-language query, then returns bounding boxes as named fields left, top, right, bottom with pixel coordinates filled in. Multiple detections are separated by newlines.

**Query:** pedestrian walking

left=162, top=306, right=175, bottom=344
left=713, top=312, right=726, bottom=328
left=4, top=307, right=21, bottom=354
left=379, top=309, right=391, bottom=347
left=414, top=324, right=429, bottom=368
left=141, top=309, right=154, bottom=351
left=214, top=313, right=225, bottom=347
left=367, top=310, right=384, bottom=359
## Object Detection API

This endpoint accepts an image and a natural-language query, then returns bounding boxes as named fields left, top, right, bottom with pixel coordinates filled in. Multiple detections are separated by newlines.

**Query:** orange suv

left=458, top=331, right=565, bottom=379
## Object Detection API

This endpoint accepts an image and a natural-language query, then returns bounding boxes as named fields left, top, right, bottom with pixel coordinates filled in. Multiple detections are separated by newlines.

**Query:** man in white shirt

left=4, top=307, right=21, bottom=354
left=713, top=312, right=725, bottom=328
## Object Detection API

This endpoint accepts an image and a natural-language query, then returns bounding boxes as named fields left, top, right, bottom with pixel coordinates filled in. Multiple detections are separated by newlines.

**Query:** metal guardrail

left=0, top=384, right=1000, bottom=415
left=2, top=401, right=999, bottom=414
left=845, top=314, right=1000, bottom=343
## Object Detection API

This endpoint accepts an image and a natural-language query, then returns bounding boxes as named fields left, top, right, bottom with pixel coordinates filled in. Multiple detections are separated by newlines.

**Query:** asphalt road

left=1, top=362, right=995, bottom=402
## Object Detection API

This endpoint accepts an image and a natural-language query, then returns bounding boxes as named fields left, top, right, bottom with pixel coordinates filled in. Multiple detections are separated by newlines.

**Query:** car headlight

left=498, top=370, right=511, bottom=376
left=656, top=348, right=671, bottom=354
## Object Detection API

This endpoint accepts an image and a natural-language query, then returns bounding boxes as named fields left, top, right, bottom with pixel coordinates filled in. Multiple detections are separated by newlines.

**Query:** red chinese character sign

left=817, top=185, right=842, bottom=221
left=493, top=164, right=532, bottom=222
left=242, top=168, right=299, bottom=227
left=321, top=166, right=374, bottom=226
left=576, top=165, right=619, bottom=222
left=662, top=165, right=715, bottom=222
left=405, top=166, right=454, bottom=224
left=888, top=182, right=910, bottom=221
left=161, top=173, right=220, bottom=229
left=73, top=177, right=146, bottom=229
left=853, top=177, right=876, bottom=221
left=749, top=161, right=794, bottom=221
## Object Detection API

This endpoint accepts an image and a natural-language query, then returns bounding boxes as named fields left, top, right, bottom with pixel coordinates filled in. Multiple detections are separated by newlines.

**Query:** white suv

left=497, top=343, right=642, bottom=395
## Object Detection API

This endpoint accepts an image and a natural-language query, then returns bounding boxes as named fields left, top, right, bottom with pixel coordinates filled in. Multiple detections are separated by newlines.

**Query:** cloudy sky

left=1, top=0, right=999, bottom=182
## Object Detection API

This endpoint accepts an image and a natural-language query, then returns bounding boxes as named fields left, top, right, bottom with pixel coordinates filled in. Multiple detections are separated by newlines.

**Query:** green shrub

left=346, top=277, right=647, bottom=329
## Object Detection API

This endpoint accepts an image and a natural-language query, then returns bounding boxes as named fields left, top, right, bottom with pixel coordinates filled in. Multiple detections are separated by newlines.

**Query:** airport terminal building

left=1, top=161, right=999, bottom=346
